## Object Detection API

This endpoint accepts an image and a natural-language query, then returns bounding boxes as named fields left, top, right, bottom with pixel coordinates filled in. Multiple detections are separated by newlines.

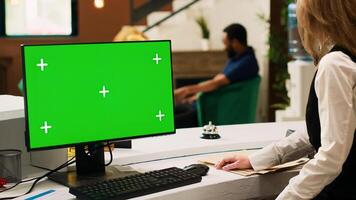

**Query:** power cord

left=0, top=156, right=76, bottom=200
left=0, top=176, right=39, bottom=194
left=0, top=142, right=114, bottom=200
left=105, top=142, right=113, bottom=166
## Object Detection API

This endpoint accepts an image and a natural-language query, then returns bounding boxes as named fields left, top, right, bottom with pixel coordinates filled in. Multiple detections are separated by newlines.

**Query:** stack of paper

left=200, top=151, right=309, bottom=176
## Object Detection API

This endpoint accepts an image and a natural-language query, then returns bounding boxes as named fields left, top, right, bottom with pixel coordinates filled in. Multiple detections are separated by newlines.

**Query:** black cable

left=25, top=159, right=76, bottom=196
left=0, top=176, right=39, bottom=194
left=0, top=169, right=54, bottom=194
left=0, top=142, right=113, bottom=199
left=0, top=156, right=76, bottom=200
left=105, top=142, right=113, bottom=166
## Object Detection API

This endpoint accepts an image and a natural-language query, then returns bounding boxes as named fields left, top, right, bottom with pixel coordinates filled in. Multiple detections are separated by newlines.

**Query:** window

left=0, top=0, right=77, bottom=37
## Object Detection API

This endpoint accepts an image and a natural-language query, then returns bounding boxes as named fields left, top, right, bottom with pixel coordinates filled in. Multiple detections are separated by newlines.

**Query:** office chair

left=196, top=75, right=261, bottom=126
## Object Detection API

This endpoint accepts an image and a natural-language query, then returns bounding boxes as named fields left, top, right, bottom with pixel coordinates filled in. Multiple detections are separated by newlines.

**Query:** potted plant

left=195, top=16, right=210, bottom=51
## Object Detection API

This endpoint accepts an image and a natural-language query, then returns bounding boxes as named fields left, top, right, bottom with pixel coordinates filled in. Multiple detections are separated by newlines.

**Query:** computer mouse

left=183, top=164, right=210, bottom=176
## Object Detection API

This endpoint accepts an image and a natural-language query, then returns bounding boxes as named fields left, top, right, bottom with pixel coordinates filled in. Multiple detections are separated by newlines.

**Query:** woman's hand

left=215, top=154, right=252, bottom=171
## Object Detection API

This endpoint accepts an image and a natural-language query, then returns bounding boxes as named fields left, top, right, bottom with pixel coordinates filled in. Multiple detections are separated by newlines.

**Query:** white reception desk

left=0, top=95, right=305, bottom=199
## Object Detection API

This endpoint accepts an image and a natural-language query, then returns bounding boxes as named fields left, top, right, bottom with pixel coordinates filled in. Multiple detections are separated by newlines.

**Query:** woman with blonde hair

left=216, top=0, right=356, bottom=199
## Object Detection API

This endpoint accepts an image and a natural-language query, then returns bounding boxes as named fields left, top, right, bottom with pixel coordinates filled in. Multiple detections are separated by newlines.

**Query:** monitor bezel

left=21, top=40, right=176, bottom=151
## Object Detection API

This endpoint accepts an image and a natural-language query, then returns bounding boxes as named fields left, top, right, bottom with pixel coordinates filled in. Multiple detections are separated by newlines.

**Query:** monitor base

left=48, top=143, right=140, bottom=188
left=48, top=165, right=140, bottom=188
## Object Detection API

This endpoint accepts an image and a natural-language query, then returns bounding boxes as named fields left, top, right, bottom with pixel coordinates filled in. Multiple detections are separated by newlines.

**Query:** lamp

left=94, top=0, right=104, bottom=9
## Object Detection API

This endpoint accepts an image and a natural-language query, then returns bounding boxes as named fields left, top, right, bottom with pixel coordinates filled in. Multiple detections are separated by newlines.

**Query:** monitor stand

left=114, top=140, right=132, bottom=148
left=48, top=143, right=140, bottom=188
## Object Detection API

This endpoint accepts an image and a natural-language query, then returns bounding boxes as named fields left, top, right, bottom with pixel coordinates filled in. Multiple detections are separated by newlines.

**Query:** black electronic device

left=114, top=140, right=132, bottom=149
left=183, top=164, right=209, bottom=176
left=69, top=167, right=202, bottom=200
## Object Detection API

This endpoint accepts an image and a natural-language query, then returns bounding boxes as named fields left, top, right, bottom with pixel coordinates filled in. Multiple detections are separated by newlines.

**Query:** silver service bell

left=201, top=121, right=221, bottom=139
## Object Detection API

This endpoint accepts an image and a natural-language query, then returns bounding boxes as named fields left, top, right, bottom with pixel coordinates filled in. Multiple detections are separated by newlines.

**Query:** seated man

left=174, top=23, right=259, bottom=128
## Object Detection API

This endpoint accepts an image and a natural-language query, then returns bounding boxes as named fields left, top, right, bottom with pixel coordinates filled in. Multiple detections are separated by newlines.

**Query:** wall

left=0, top=0, right=171, bottom=95
left=0, top=0, right=270, bottom=121
left=210, top=0, right=270, bottom=122
left=146, top=0, right=270, bottom=121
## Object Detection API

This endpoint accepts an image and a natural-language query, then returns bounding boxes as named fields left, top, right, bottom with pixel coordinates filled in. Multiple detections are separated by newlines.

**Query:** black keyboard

left=69, top=167, right=202, bottom=200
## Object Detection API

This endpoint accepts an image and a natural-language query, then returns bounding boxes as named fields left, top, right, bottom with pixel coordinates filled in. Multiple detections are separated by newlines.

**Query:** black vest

left=306, top=46, right=356, bottom=200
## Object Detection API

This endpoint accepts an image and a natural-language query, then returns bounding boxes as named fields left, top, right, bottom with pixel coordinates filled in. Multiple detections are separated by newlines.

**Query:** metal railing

left=130, top=0, right=173, bottom=24
left=129, top=0, right=202, bottom=33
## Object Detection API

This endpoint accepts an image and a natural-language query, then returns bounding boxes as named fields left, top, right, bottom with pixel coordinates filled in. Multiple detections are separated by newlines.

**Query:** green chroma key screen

left=23, top=41, right=175, bottom=150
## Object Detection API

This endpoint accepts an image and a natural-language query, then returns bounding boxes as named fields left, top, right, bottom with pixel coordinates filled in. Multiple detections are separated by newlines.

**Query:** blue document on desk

left=13, top=189, right=74, bottom=200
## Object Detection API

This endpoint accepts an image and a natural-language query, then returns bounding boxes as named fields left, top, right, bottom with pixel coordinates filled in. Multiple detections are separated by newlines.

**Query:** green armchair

left=196, top=75, right=261, bottom=126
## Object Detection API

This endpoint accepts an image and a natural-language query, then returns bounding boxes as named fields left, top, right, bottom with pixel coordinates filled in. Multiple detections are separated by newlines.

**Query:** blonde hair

left=296, top=0, right=356, bottom=64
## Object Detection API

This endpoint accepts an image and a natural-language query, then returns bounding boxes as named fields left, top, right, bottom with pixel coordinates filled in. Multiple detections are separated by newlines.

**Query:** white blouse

left=248, top=51, right=356, bottom=200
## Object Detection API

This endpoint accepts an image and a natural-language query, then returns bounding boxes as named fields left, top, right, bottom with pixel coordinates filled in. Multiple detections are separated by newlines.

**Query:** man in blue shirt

left=174, top=23, right=259, bottom=128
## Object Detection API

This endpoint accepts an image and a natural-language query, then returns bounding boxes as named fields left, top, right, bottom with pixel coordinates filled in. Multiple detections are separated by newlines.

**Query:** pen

left=25, top=189, right=56, bottom=200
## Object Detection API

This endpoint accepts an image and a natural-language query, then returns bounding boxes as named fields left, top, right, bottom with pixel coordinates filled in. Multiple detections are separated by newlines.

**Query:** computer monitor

left=22, top=40, right=175, bottom=187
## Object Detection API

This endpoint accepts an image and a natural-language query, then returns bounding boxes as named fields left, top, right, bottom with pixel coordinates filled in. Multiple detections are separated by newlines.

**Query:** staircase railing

left=129, top=0, right=202, bottom=33
left=130, top=0, right=173, bottom=25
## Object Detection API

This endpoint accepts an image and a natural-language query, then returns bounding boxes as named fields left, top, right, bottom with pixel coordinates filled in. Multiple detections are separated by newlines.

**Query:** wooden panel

left=172, top=51, right=226, bottom=79
left=0, top=57, right=12, bottom=94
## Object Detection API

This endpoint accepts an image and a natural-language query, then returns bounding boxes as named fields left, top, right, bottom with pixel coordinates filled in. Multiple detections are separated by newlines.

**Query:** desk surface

left=3, top=153, right=300, bottom=200
left=0, top=121, right=305, bottom=200
left=116, top=121, right=305, bottom=165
